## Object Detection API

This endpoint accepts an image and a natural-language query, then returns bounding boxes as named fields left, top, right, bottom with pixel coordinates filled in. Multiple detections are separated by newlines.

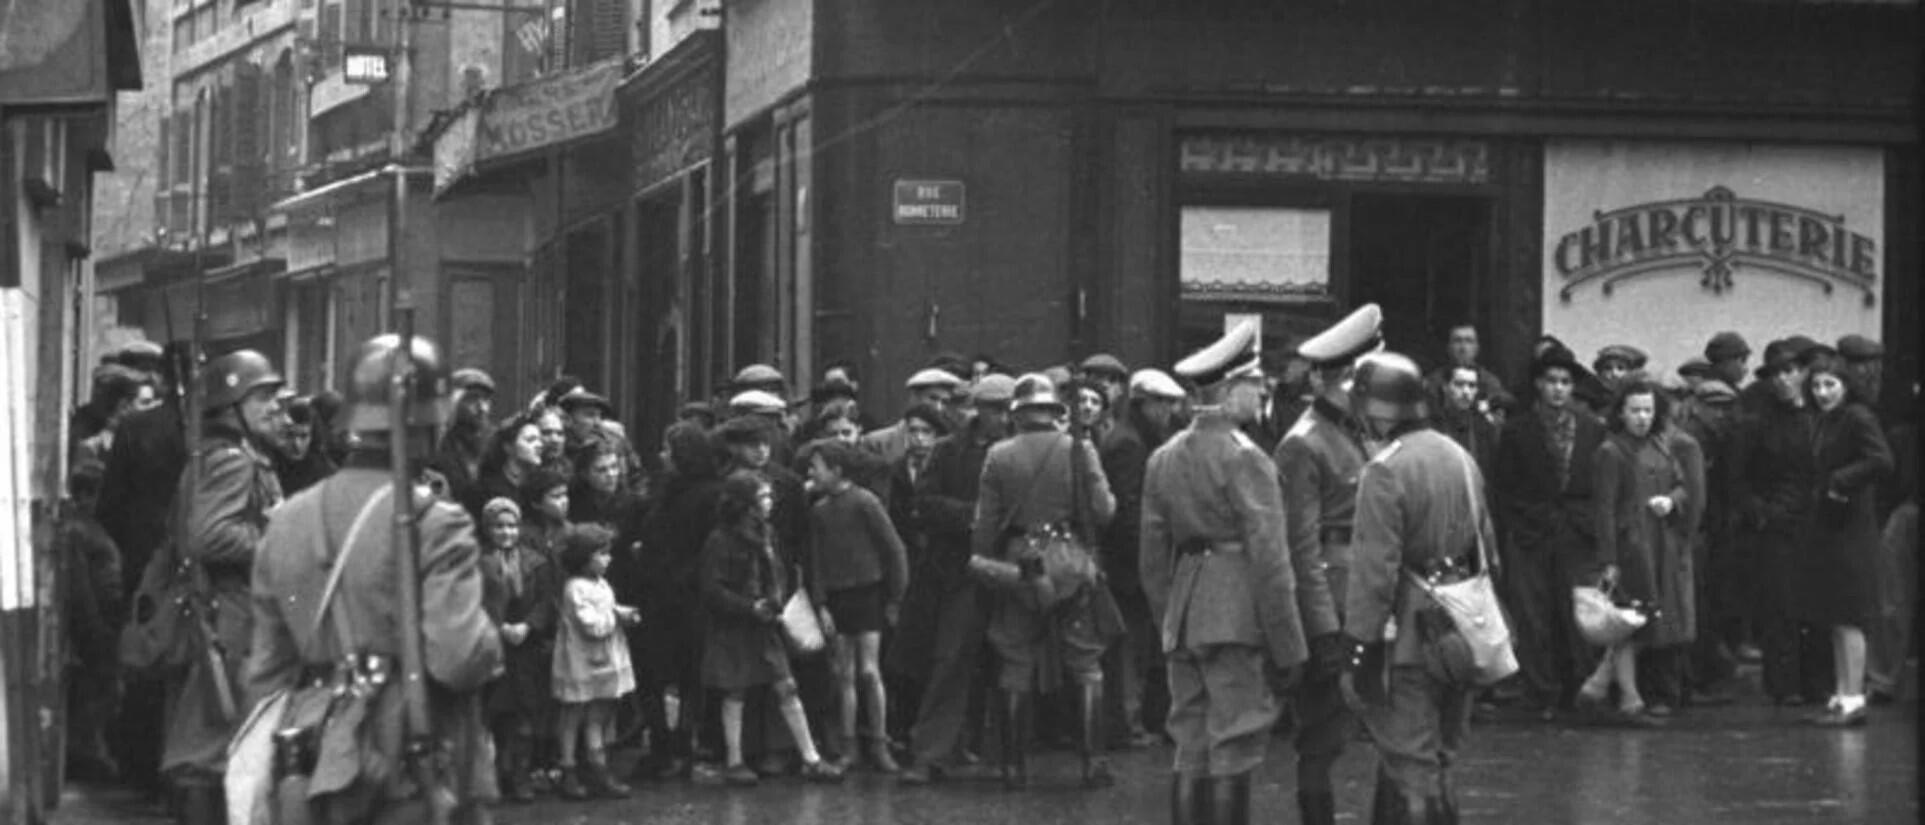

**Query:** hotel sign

left=1553, top=185, right=1878, bottom=306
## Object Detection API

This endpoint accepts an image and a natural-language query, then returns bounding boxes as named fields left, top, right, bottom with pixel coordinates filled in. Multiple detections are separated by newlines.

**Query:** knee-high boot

left=175, top=781, right=227, bottom=825
left=998, top=690, right=1030, bottom=790
left=1298, top=789, right=1337, bottom=825
left=1210, top=771, right=1252, bottom=825
left=1369, top=766, right=1406, bottom=825
left=1170, top=773, right=1214, bottom=825
left=1079, top=682, right=1115, bottom=788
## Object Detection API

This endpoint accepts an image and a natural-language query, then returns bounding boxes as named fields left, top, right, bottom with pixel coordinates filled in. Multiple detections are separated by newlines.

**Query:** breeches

left=1357, top=665, right=1473, bottom=802
left=988, top=593, right=1105, bottom=692
left=1164, top=644, right=1278, bottom=778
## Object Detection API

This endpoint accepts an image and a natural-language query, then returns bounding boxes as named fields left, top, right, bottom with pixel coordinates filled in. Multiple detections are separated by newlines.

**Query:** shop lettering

left=1553, top=186, right=1877, bottom=305
left=482, top=95, right=613, bottom=156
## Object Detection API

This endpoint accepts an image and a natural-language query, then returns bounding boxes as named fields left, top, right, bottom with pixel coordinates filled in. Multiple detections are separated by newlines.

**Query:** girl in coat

left=1580, top=380, right=1690, bottom=727
left=477, top=497, right=556, bottom=803
left=552, top=524, right=640, bottom=798
left=1798, top=349, right=1894, bottom=726
left=700, top=470, right=846, bottom=786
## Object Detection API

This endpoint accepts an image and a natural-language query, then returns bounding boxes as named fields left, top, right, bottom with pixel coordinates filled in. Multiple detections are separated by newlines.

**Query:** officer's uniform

left=1346, top=414, right=1495, bottom=823
left=244, top=335, right=505, bottom=824
left=1141, top=320, right=1307, bottom=825
left=1274, top=305, right=1380, bottom=825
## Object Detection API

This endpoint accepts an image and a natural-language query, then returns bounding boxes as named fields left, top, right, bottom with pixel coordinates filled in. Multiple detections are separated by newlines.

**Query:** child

left=552, top=523, right=640, bottom=799
left=700, top=470, right=846, bottom=786
left=805, top=440, right=909, bottom=772
left=477, top=497, right=554, bottom=803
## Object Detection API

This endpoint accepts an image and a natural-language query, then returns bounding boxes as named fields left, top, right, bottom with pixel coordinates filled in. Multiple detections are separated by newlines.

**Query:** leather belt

left=1319, top=526, right=1353, bottom=544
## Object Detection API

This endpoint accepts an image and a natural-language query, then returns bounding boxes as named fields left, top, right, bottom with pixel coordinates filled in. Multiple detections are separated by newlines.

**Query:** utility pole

left=388, top=0, right=414, bottom=324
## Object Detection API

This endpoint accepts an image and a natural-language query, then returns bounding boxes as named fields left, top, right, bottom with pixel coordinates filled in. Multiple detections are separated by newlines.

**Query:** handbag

left=778, top=584, right=826, bottom=656
left=1572, top=581, right=1648, bottom=647
left=117, top=536, right=209, bottom=678
left=1403, top=445, right=1519, bottom=687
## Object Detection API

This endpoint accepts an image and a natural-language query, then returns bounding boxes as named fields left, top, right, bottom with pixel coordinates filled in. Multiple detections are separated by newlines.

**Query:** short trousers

left=827, top=583, right=886, bottom=635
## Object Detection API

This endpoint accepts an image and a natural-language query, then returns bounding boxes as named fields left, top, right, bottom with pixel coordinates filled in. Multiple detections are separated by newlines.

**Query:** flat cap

left=716, top=414, right=774, bottom=444
left=1704, top=331, right=1750, bottom=362
left=558, top=387, right=614, bottom=416
left=1079, top=353, right=1128, bottom=379
left=1530, top=345, right=1588, bottom=381
left=906, top=367, right=964, bottom=390
left=728, top=389, right=789, bottom=415
left=451, top=368, right=497, bottom=394
left=1594, top=345, right=1648, bottom=370
left=116, top=339, right=165, bottom=359
left=1175, top=318, right=1264, bottom=387
left=1694, top=380, right=1738, bottom=404
left=1128, top=368, right=1185, bottom=401
left=1675, top=356, right=1715, bottom=380
left=968, top=373, right=1017, bottom=405
left=1837, top=334, right=1883, bottom=362
left=733, top=363, right=786, bottom=388
left=1296, top=304, right=1383, bottom=367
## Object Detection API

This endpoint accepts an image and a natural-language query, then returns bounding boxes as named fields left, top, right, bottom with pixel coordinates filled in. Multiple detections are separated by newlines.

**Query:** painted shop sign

left=893, top=180, right=966, bottom=225
left=1179, top=134, right=1491, bottom=185
left=433, top=59, right=622, bottom=196
left=1553, top=186, right=1878, bottom=305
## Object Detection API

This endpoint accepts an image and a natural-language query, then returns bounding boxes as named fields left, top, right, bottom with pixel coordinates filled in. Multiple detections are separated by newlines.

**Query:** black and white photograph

left=0, top=0, right=1916, bottom=823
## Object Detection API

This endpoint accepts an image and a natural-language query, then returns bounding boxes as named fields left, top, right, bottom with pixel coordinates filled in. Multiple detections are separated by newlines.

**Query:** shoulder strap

left=1457, top=444, right=1490, bottom=574
left=997, top=435, right=1062, bottom=536
left=309, top=485, right=395, bottom=653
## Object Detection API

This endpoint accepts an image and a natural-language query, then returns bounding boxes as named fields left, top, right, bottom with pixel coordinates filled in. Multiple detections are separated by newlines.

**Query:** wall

left=722, top=0, right=810, bottom=128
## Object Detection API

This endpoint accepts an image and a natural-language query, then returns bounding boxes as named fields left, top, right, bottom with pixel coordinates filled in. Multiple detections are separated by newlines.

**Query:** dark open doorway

left=1347, top=193, right=1492, bottom=371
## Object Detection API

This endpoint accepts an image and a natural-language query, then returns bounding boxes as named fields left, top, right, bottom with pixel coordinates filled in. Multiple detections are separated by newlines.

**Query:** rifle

left=389, top=309, right=456, bottom=824
left=186, top=238, right=240, bottom=722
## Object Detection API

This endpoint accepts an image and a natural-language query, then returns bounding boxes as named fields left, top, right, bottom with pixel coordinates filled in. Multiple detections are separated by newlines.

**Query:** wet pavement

left=57, top=700, right=1917, bottom=824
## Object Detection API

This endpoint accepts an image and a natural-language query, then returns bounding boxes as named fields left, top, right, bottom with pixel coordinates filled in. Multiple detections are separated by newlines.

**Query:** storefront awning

left=433, top=59, right=625, bottom=198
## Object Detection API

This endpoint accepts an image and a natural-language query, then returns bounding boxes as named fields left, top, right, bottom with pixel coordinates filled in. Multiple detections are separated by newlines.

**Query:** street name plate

left=893, top=180, right=965, bottom=225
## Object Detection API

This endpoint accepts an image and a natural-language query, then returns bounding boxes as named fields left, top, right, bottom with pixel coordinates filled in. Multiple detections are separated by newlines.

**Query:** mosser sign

left=1553, top=185, right=1878, bottom=306
left=477, top=59, right=622, bottom=162
left=893, top=180, right=965, bottom=225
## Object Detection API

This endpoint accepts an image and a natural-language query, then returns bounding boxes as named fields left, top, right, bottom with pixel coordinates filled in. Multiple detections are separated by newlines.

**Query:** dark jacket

left=640, top=473, right=724, bottom=612
left=698, top=522, right=792, bottom=690
left=1099, top=414, right=1160, bottom=593
left=1436, top=405, right=1500, bottom=477
left=1796, top=402, right=1894, bottom=625
left=915, top=425, right=996, bottom=591
left=1494, top=404, right=1607, bottom=563
left=1593, top=431, right=1695, bottom=646
left=807, top=483, right=909, bottom=605
left=98, top=403, right=185, bottom=593
left=479, top=537, right=560, bottom=719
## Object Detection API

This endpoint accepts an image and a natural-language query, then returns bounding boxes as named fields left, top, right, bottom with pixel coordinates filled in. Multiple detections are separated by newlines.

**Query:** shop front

left=1542, top=140, right=1892, bottom=389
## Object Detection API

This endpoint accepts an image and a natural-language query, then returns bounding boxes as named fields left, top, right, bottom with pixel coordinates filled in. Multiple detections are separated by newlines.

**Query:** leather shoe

left=1808, top=706, right=1869, bottom=727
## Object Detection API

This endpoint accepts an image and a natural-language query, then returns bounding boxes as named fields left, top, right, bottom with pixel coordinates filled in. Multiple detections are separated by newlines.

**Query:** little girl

left=477, top=497, right=556, bottom=803
left=700, top=470, right=846, bottom=786
left=552, top=523, right=641, bottom=799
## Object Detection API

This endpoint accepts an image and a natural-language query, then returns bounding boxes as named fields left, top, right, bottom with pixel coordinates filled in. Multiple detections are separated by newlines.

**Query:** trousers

left=1500, top=538, right=1594, bottom=706
left=1356, top=664, right=1472, bottom=804
left=1165, top=644, right=1277, bottom=777
left=908, top=584, right=991, bottom=765
left=1867, top=504, right=1918, bottom=696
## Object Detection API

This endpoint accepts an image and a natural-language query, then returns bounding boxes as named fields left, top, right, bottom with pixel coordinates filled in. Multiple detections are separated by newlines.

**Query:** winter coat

left=698, top=523, right=793, bottom=691
left=98, top=403, right=185, bottom=594
left=552, top=576, right=636, bottom=702
left=1592, top=431, right=1695, bottom=646
left=479, top=538, right=559, bottom=722
left=1732, top=394, right=1819, bottom=612
left=639, top=474, right=724, bottom=613
left=1494, top=404, right=1607, bottom=571
left=887, top=430, right=990, bottom=679
left=1796, top=402, right=1894, bottom=626
left=1099, top=415, right=1159, bottom=594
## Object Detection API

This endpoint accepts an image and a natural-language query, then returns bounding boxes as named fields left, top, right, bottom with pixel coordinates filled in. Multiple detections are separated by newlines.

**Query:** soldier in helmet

left=1140, top=319, right=1305, bottom=825
left=970, top=373, right=1119, bottom=790
left=1341, top=351, right=1497, bottom=825
left=245, top=335, right=504, bottom=824
left=160, top=349, right=287, bottom=824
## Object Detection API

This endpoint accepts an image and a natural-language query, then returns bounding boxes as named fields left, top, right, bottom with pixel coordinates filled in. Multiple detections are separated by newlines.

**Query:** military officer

left=1342, top=352, right=1496, bottom=825
left=1141, top=319, right=1307, bottom=825
left=245, top=334, right=504, bottom=824
left=970, top=373, right=1119, bottom=789
left=1275, top=305, right=1381, bottom=825
left=161, top=349, right=286, bottom=825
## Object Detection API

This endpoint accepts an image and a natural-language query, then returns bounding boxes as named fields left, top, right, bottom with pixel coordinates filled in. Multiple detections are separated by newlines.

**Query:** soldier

left=1341, top=351, right=1496, bottom=825
left=1141, top=319, right=1307, bottom=825
left=245, top=334, right=504, bottom=824
left=1275, top=304, right=1381, bottom=825
left=161, top=349, right=286, bottom=824
left=970, top=373, right=1120, bottom=789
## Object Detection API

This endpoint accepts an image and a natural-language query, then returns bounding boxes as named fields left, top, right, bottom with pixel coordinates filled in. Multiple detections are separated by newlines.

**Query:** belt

left=1319, top=526, right=1353, bottom=544
left=1176, top=539, right=1244, bottom=557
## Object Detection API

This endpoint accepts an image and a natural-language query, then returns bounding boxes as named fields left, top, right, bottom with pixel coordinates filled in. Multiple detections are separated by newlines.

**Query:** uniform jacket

left=1593, top=431, right=1695, bottom=645
left=970, top=428, right=1115, bottom=561
left=1345, top=429, right=1497, bottom=667
left=245, top=465, right=504, bottom=816
left=1494, top=403, right=1606, bottom=559
left=1273, top=399, right=1369, bottom=640
left=162, top=423, right=284, bottom=776
left=1139, top=411, right=1307, bottom=668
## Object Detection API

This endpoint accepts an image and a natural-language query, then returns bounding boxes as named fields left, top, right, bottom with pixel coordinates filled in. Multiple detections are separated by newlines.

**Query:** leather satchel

left=117, top=536, right=208, bottom=678
left=1403, top=445, right=1519, bottom=687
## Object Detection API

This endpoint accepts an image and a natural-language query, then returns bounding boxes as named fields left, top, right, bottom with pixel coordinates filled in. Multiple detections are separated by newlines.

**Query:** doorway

left=1347, top=193, right=1492, bottom=370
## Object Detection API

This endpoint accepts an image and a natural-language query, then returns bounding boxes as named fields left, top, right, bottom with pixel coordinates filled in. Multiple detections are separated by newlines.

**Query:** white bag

left=1405, top=446, right=1519, bottom=687
left=224, top=689, right=288, bottom=825
left=1573, top=584, right=1648, bottom=647
left=779, top=587, right=825, bottom=656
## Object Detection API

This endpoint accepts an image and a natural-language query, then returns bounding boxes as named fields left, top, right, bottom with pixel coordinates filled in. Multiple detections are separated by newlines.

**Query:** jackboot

left=1170, top=773, right=1214, bottom=825
left=1298, top=790, right=1337, bottom=825
left=1079, top=682, right=1115, bottom=788
left=175, top=782, right=227, bottom=825
left=998, top=689, right=1030, bottom=790
left=1209, top=771, right=1252, bottom=825
left=1429, top=794, right=1460, bottom=825
left=1369, top=767, right=1405, bottom=825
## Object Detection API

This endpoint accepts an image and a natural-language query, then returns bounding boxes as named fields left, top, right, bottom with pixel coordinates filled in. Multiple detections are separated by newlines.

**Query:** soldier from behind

left=1275, top=304, right=1381, bottom=825
left=1341, top=352, right=1497, bottom=825
left=244, top=335, right=504, bottom=824
left=162, top=349, right=286, bottom=825
left=1141, top=319, right=1306, bottom=825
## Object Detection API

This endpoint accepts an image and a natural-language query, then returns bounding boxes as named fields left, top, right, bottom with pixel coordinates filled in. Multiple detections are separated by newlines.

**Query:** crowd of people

left=52, top=312, right=1916, bottom=825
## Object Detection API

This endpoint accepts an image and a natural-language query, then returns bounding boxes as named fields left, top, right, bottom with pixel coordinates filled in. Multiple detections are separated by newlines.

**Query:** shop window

left=1180, top=206, right=1331, bottom=303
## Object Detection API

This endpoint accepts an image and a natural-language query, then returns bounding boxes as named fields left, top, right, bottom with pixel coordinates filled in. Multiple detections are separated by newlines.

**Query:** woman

left=468, top=412, right=546, bottom=524
left=571, top=437, right=643, bottom=530
left=1797, top=348, right=1894, bottom=726
left=1581, top=380, right=1692, bottom=726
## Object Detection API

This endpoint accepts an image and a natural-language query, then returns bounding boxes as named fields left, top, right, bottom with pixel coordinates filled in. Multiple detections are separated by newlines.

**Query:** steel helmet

left=1350, top=351, right=1428, bottom=424
left=201, top=349, right=284, bottom=412
left=344, top=334, right=452, bottom=433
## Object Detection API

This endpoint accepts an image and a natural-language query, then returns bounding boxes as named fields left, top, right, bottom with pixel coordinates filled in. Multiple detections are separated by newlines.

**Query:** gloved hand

left=1017, top=556, right=1046, bottom=580
left=1307, top=633, right=1349, bottom=682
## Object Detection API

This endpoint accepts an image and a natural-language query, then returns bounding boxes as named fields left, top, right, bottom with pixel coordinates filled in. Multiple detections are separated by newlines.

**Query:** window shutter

left=233, top=65, right=266, bottom=220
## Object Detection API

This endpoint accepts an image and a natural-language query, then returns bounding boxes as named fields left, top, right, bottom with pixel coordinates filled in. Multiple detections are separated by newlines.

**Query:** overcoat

left=887, top=427, right=992, bottom=680
left=1592, top=431, right=1695, bottom=646
left=1732, top=395, right=1819, bottom=613
left=699, top=523, right=794, bottom=691
left=478, top=538, right=558, bottom=723
left=1796, top=402, right=1894, bottom=626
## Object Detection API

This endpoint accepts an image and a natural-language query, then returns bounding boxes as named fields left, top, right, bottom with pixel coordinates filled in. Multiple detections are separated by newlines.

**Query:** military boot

left=1209, top=771, right=1252, bottom=825
left=1298, top=790, right=1337, bottom=825
left=998, top=690, right=1030, bottom=790
left=1171, top=774, right=1215, bottom=825
left=1079, top=682, right=1115, bottom=788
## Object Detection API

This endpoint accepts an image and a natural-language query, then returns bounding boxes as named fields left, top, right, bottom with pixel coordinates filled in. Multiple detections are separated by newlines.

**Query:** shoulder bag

left=117, top=533, right=208, bottom=677
left=1403, top=445, right=1519, bottom=687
